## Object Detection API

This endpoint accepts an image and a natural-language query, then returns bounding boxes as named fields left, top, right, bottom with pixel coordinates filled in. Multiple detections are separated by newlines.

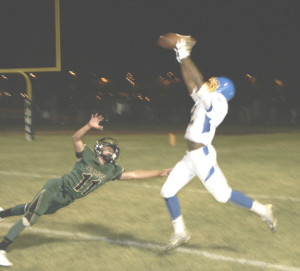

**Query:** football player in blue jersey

left=0, top=113, right=172, bottom=267
left=160, top=34, right=277, bottom=250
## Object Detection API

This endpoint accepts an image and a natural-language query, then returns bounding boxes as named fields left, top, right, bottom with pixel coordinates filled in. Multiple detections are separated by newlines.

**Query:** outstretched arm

left=181, top=58, right=212, bottom=110
left=174, top=36, right=204, bottom=94
left=120, top=168, right=172, bottom=180
left=72, top=113, right=104, bottom=153
left=180, top=57, right=205, bottom=94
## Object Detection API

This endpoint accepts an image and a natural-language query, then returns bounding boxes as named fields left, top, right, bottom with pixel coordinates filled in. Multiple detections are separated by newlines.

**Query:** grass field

left=0, top=126, right=300, bottom=271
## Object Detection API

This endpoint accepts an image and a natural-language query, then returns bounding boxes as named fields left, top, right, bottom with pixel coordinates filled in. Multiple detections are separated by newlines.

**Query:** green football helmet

left=94, top=137, right=120, bottom=163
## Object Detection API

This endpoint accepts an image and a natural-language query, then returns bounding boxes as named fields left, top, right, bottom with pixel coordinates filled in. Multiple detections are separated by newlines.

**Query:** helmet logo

left=207, top=77, right=220, bottom=93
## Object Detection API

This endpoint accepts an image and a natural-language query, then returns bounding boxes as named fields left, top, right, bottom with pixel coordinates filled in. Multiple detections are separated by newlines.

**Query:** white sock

left=250, top=201, right=266, bottom=216
left=172, top=215, right=186, bottom=234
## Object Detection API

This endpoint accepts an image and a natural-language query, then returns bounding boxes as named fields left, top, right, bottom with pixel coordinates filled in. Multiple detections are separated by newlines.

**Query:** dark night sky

left=0, top=0, right=299, bottom=85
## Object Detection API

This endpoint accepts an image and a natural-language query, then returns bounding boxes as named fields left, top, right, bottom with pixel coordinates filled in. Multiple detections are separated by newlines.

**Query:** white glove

left=174, top=35, right=196, bottom=63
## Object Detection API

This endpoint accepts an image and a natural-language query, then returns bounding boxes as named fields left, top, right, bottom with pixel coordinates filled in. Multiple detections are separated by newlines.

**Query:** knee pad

left=212, top=188, right=232, bottom=203
left=22, top=212, right=40, bottom=227
left=161, top=184, right=177, bottom=198
left=160, top=186, right=167, bottom=198
left=22, top=216, right=31, bottom=227
left=22, top=189, right=48, bottom=226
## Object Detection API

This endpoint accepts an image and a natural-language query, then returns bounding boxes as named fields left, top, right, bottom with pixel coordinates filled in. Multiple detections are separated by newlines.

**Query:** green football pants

left=24, top=178, right=74, bottom=224
left=5, top=178, right=74, bottom=242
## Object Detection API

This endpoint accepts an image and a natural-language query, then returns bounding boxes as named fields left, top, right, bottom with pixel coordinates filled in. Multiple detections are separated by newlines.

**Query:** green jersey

left=62, top=145, right=123, bottom=200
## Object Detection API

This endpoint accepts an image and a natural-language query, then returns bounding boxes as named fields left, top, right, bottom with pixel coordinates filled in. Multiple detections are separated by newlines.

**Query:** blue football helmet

left=214, top=77, right=235, bottom=101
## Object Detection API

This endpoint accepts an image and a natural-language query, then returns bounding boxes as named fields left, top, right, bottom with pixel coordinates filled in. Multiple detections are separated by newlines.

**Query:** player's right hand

left=89, top=113, right=104, bottom=130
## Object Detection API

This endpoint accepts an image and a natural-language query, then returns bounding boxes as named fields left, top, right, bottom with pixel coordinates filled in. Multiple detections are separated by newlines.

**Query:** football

left=157, top=33, right=181, bottom=50
left=157, top=33, right=196, bottom=50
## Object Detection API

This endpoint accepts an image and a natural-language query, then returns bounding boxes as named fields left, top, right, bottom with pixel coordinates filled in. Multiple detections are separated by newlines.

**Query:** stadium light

left=100, top=77, right=109, bottom=83
left=69, top=70, right=77, bottom=76
left=274, top=79, right=283, bottom=87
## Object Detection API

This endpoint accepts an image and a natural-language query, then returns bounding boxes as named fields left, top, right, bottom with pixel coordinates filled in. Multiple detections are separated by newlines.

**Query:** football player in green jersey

left=0, top=113, right=172, bottom=267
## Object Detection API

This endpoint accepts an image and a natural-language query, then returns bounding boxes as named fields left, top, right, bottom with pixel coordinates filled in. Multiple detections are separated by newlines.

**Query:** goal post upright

left=0, top=0, right=61, bottom=141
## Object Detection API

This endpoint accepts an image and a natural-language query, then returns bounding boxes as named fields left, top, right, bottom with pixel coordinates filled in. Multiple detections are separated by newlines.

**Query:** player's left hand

left=160, top=168, right=173, bottom=177
left=89, top=113, right=104, bottom=130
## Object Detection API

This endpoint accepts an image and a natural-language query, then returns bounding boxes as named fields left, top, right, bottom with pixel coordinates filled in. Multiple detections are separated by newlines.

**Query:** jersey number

left=73, top=173, right=100, bottom=195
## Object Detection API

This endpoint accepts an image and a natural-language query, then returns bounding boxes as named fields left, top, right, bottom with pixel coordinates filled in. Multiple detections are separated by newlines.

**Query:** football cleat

left=261, top=204, right=277, bottom=232
left=0, top=207, right=4, bottom=222
left=165, top=230, right=191, bottom=251
left=174, top=34, right=196, bottom=62
left=0, top=250, right=13, bottom=267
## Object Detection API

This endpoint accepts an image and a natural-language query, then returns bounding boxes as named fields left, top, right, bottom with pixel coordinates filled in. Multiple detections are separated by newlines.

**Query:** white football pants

left=161, top=145, right=232, bottom=203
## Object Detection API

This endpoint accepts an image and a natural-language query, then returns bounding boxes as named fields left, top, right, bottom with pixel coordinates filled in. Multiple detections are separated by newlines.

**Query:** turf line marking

left=0, top=170, right=58, bottom=179
left=118, top=182, right=300, bottom=202
left=1, top=170, right=300, bottom=202
left=0, top=222, right=299, bottom=271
